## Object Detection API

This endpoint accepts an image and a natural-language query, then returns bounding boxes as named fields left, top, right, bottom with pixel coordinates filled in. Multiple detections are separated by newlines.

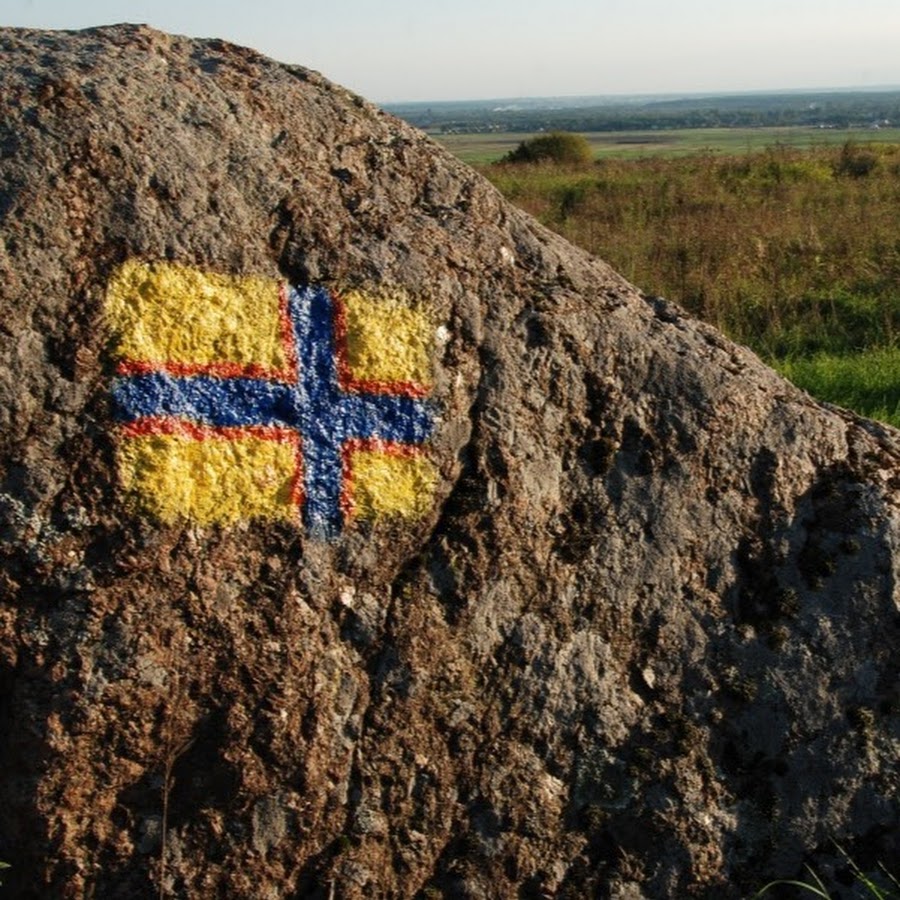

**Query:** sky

left=3, top=0, right=900, bottom=103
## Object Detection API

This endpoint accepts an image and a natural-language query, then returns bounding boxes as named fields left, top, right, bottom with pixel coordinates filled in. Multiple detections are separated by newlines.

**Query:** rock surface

left=1, top=24, right=899, bottom=899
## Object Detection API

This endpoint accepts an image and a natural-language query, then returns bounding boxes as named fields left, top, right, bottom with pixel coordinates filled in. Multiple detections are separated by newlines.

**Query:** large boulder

left=1, top=24, right=898, bottom=899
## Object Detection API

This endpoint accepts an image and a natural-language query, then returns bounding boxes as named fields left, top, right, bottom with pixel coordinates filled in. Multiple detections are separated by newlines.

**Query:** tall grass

left=482, top=142, right=900, bottom=426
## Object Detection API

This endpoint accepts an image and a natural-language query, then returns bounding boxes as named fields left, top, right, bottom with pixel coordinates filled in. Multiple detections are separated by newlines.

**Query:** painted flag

left=106, top=260, right=437, bottom=537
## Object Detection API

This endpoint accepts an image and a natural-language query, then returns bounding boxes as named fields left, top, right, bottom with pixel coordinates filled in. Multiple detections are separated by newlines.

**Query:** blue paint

left=112, top=285, right=434, bottom=537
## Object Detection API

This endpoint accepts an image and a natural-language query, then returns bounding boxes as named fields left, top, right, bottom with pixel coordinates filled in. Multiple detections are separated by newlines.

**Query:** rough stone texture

left=1, top=24, right=898, bottom=899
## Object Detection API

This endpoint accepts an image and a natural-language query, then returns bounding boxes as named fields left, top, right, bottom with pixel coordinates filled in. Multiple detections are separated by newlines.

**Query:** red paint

left=119, top=418, right=298, bottom=443
left=278, top=282, right=300, bottom=378
left=116, top=358, right=296, bottom=381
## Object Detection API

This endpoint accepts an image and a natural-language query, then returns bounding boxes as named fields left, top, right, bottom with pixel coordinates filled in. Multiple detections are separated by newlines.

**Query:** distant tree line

left=388, top=91, right=900, bottom=134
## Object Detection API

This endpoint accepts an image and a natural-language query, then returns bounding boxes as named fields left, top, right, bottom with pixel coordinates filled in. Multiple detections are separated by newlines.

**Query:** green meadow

left=443, top=134, right=900, bottom=428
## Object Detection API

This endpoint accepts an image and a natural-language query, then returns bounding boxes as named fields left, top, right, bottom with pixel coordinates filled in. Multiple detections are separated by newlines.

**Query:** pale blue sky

left=3, top=0, right=899, bottom=102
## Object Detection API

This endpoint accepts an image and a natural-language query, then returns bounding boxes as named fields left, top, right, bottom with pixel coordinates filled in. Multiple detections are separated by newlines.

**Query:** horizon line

left=381, top=84, right=900, bottom=107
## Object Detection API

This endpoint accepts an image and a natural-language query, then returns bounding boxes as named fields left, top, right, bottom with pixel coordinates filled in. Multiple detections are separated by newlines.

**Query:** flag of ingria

left=106, top=260, right=437, bottom=537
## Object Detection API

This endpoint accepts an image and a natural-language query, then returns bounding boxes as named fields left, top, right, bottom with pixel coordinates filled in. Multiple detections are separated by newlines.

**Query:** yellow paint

left=349, top=448, right=438, bottom=519
left=105, top=259, right=287, bottom=369
left=118, top=433, right=297, bottom=524
left=342, top=289, right=432, bottom=387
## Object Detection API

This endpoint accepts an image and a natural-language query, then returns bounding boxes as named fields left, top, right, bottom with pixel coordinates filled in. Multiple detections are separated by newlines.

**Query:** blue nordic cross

left=111, top=285, right=435, bottom=537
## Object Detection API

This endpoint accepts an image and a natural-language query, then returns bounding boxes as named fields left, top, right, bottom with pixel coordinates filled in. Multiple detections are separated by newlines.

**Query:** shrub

left=501, top=131, right=593, bottom=165
left=834, top=141, right=878, bottom=177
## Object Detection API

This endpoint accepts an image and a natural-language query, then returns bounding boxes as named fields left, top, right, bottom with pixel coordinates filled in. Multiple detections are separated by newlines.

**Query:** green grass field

left=774, top=348, right=900, bottom=426
left=435, top=126, right=900, bottom=163
left=447, top=136, right=900, bottom=428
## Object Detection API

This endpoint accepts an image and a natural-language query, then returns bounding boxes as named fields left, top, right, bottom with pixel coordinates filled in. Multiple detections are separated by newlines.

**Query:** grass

left=752, top=843, right=900, bottom=899
left=466, top=140, right=900, bottom=428
left=775, top=348, right=900, bottom=427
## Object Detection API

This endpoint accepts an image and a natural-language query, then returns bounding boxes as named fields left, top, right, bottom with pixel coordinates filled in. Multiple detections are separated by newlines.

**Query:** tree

left=500, top=131, right=593, bottom=165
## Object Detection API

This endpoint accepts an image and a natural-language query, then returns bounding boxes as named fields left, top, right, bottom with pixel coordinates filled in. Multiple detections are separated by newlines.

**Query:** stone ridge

left=0, top=23, right=898, bottom=899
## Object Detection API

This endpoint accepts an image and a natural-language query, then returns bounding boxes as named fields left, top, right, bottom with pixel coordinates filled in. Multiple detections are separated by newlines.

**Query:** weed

left=752, top=843, right=900, bottom=899
left=753, top=863, right=832, bottom=898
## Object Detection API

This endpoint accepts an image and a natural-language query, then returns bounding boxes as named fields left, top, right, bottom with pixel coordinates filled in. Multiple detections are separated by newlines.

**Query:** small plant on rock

left=753, top=843, right=900, bottom=899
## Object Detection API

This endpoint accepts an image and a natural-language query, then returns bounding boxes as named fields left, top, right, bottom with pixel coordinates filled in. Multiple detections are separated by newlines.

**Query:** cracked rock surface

left=1, top=24, right=899, bottom=899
